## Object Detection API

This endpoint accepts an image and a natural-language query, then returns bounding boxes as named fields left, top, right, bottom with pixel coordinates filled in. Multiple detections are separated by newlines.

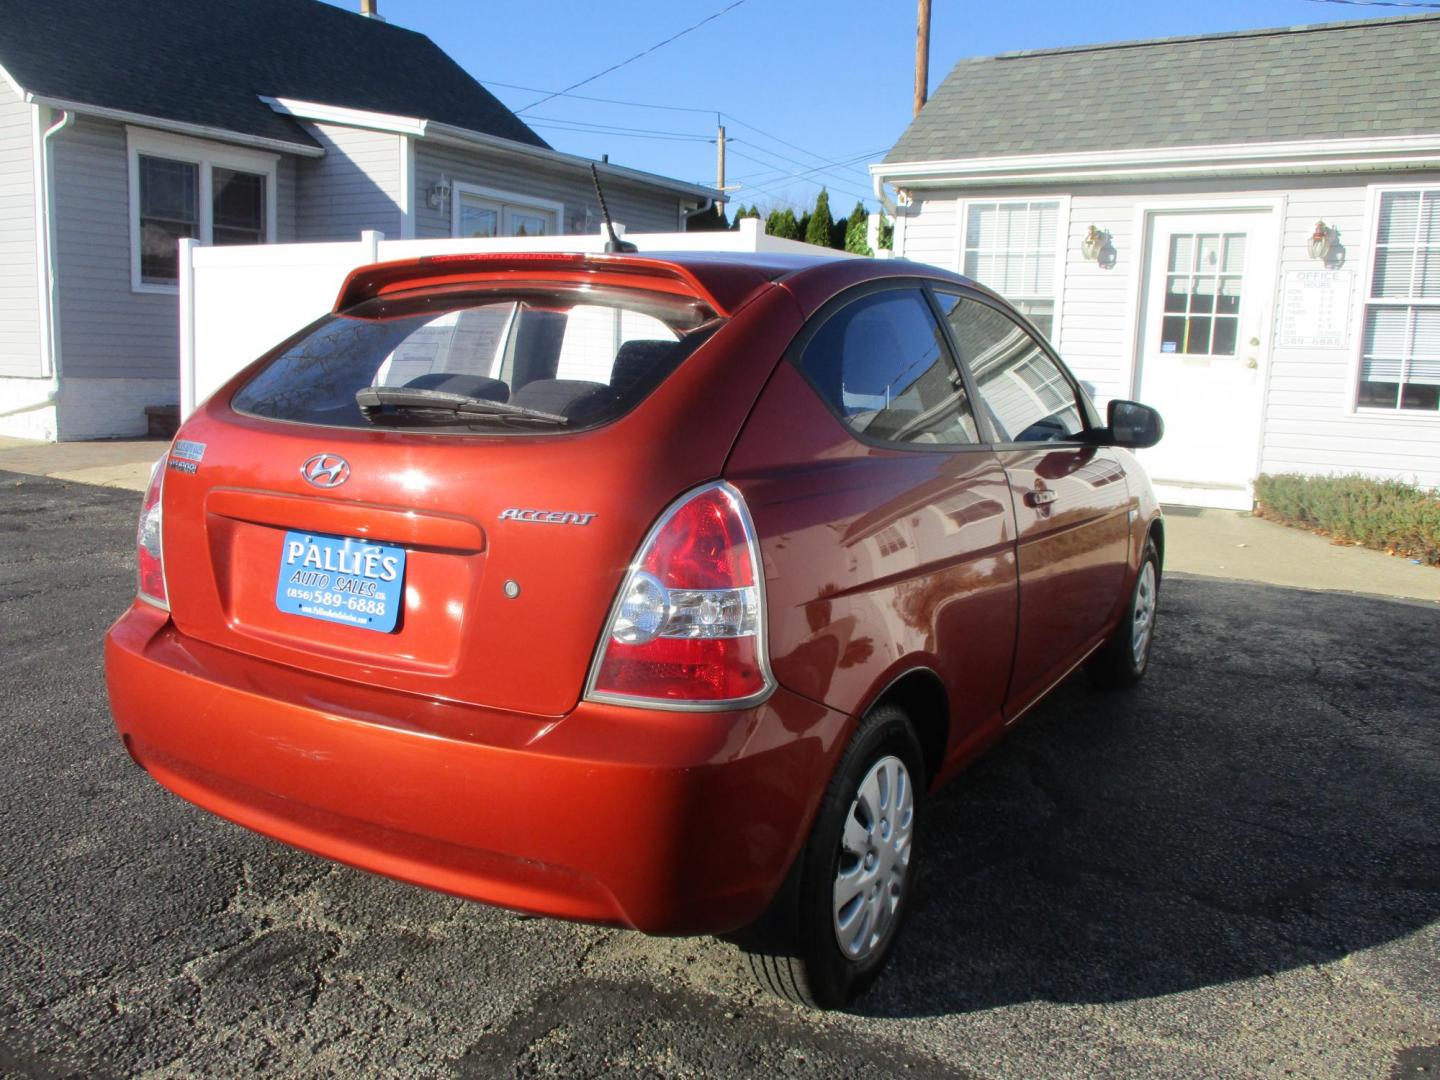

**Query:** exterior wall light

left=1308, top=220, right=1335, bottom=261
left=427, top=176, right=452, bottom=212
left=1081, top=224, right=1116, bottom=269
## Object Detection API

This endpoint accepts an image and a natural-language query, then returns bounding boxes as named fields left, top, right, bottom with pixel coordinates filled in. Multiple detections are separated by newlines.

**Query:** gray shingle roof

left=886, top=14, right=1440, bottom=163
left=0, top=0, right=548, bottom=152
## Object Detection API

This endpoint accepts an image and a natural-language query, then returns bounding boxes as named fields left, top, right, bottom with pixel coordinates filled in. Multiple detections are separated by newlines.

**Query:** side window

left=798, top=289, right=979, bottom=446
left=938, top=293, right=1085, bottom=443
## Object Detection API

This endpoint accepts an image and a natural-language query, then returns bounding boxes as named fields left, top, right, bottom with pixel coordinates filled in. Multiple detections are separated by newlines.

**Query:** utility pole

left=716, top=122, right=727, bottom=193
left=914, top=0, right=931, bottom=118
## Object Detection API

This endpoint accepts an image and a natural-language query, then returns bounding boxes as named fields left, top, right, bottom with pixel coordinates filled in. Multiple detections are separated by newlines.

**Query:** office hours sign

left=1279, top=270, right=1354, bottom=350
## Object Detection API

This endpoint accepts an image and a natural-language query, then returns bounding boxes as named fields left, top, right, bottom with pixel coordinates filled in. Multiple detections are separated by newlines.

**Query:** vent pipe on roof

left=360, top=0, right=385, bottom=20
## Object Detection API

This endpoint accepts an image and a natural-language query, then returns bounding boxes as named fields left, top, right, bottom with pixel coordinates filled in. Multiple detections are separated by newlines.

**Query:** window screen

left=962, top=201, right=1060, bottom=337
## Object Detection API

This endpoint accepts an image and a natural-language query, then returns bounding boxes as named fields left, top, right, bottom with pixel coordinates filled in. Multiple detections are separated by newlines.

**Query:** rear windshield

left=231, top=286, right=721, bottom=434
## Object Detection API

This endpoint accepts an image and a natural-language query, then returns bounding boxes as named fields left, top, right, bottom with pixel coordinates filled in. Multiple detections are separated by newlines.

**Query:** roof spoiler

left=332, top=252, right=748, bottom=317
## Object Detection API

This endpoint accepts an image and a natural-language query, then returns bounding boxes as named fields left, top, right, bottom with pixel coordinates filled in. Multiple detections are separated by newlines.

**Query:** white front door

left=1135, top=211, right=1277, bottom=503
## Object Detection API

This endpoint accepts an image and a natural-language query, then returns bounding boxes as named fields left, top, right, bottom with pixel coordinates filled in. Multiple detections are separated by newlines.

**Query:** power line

left=725, top=145, right=886, bottom=198
left=720, top=114, right=856, bottom=175
left=1304, top=0, right=1440, bottom=6
left=515, top=1, right=749, bottom=114
left=725, top=147, right=875, bottom=204
left=525, top=115, right=714, bottom=141
left=484, top=80, right=716, bottom=116
left=529, top=123, right=712, bottom=144
left=728, top=143, right=887, bottom=188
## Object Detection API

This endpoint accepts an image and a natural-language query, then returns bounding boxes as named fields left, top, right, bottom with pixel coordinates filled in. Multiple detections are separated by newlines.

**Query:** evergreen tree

left=877, top=214, right=894, bottom=250
left=844, top=201, right=872, bottom=256
left=775, top=208, right=801, bottom=240
left=796, top=211, right=812, bottom=243
left=805, top=188, right=834, bottom=247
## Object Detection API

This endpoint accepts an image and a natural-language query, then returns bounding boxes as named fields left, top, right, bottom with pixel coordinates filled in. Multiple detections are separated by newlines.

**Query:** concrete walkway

left=1163, top=505, right=1440, bottom=604
left=0, top=435, right=163, bottom=492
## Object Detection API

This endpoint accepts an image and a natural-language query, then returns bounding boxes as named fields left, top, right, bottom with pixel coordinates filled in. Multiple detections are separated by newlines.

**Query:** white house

left=0, top=0, right=716, bottom=442
left=873, top=14, right=1440, bottom=507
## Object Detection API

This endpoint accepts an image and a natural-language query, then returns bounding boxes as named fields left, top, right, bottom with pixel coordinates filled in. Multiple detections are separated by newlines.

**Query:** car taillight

left=586, top=482, right=774, bottom=710
left=136, top=457, right=168, bottom=609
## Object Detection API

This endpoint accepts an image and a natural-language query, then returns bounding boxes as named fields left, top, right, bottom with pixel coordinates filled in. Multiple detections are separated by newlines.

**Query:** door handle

left=1025, top=489, right=1057, bottom=507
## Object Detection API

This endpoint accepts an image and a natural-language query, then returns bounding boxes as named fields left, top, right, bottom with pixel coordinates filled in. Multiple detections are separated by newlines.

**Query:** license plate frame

left=275, top=531, right=406, bottom=633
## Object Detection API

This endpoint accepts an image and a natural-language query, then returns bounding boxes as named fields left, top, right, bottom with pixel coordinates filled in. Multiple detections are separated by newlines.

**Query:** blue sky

left=321, top=0, right=1377, bottom=215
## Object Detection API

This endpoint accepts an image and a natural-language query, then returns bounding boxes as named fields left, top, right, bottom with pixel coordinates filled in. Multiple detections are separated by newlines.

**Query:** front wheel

left=744, top=705, right=924, bottom=1009
left=1088, top=536, right=1160, bottom=689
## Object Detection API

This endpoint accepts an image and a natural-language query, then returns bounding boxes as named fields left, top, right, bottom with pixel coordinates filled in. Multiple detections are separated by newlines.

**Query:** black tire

left=743, top=704, right=925, bottom=1009
left=1088, top=536, right=1161, bottom=690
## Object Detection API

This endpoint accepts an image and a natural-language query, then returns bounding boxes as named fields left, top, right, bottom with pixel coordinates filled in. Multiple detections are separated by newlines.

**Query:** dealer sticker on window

left=275, top=531, right=406, bottom=633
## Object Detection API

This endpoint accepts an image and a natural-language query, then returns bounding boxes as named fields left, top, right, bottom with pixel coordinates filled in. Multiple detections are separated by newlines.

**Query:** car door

left=934, top=290, right=1133, bottom=720
left=728, top=282, right=1018, bottom=770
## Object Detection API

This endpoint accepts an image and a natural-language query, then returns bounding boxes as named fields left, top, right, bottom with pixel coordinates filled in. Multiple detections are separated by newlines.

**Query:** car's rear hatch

left=158, top=253, right=802, bottom=717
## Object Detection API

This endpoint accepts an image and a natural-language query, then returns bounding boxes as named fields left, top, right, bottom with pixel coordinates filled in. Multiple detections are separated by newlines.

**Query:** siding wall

left=0, top=82, right=39, bottom=377
left=52, top=115, right=178, bottom=382
left=294, top=122, right=402, bottom=240
left=897, top=172, right=1440, bottom=490
left=50, top=116, right=304, bottom=429
left=413, top=141, right=684, bottom=240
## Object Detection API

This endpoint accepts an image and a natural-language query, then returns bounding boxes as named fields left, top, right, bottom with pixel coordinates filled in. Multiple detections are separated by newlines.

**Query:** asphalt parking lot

left=1, top=470, right=1437, bottom=1079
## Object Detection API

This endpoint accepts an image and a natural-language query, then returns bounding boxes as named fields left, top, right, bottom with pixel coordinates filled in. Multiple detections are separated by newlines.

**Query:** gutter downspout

left=1, top=107, right=73, bottom=425
left=871, top=169, right=898, bottom=216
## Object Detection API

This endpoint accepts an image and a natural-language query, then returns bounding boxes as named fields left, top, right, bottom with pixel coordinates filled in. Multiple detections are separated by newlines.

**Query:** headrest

left=403, top=372, right=509, bottom=402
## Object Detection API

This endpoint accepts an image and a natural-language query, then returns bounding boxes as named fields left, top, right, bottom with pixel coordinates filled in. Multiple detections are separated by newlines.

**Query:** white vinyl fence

left=178, top=219, right=848, bottom=419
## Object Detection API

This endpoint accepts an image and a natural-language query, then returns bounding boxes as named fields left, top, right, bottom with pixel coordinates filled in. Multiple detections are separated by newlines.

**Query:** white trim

left=1347, top=179, right=1440, bottom=421
left=126, top=127, right=279, bottom=293
left=29, top=95, right=320, bottom=157
left=873, top=134, right=1440, bottom=188
left=450, top=181, right=564, bottom=239
left=259, top=95, right=715, bottom=204
left=260, top=96, right=426, bottom=137
left=0, top=60, right=24, bottom=101
left=398, top=134, right=415, bottom=239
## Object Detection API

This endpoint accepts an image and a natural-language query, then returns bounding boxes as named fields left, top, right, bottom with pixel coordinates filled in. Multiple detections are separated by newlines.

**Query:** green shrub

left=1253, top=473, right=1440, bottom=566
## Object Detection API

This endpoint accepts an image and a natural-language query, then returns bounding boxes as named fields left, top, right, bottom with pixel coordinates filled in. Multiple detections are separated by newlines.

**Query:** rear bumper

left=105, top=603, right=849, bottom=934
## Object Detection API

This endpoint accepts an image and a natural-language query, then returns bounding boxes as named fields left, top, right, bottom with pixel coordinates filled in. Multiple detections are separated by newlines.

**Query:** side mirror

left=1104, top=399, right=1163, bottom=449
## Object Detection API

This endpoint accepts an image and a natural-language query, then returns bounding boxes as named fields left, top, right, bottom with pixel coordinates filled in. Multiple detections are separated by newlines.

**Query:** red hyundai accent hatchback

left=106, top=250, right=1164, bottom=1008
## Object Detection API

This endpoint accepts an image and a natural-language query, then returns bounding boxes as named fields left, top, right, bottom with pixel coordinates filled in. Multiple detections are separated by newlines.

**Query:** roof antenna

left=590, top=163, right=637, bottom=253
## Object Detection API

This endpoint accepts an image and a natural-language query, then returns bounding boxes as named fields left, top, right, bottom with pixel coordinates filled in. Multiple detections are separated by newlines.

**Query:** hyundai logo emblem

left=300, top=453, right=351, bottom=489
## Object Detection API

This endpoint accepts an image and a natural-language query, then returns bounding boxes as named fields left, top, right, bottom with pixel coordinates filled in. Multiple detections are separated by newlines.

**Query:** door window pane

left=798, top=289, right=978, bottom=446
left=212, top=168, right=265, bottom=246
left=939, top=294, right=1084, bottom=443
left=138, top=155, right=197, bottom=284
left=1158, top=230, right=1246, bottom=356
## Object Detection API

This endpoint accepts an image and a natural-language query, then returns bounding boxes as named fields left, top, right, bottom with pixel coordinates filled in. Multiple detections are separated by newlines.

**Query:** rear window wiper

left=355, top=386, right=568, bottom=428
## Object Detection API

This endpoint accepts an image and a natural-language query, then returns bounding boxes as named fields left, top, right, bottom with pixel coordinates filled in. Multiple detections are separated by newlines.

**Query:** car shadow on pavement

left=855, top=575, right=1440, bottom=1019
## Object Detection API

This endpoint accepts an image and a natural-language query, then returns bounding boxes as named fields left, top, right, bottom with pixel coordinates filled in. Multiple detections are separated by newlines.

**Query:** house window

left=128, top=128, right=278, bottom=292
left=1359, top=190, right=1440, bottom=412
left=138, top=157, right=198, bottom=285
left=962, top=200, right=1061, bottom=338
left=453, top=184, right=563, bottom=239
left=211, top=168, right=267, bottom=246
